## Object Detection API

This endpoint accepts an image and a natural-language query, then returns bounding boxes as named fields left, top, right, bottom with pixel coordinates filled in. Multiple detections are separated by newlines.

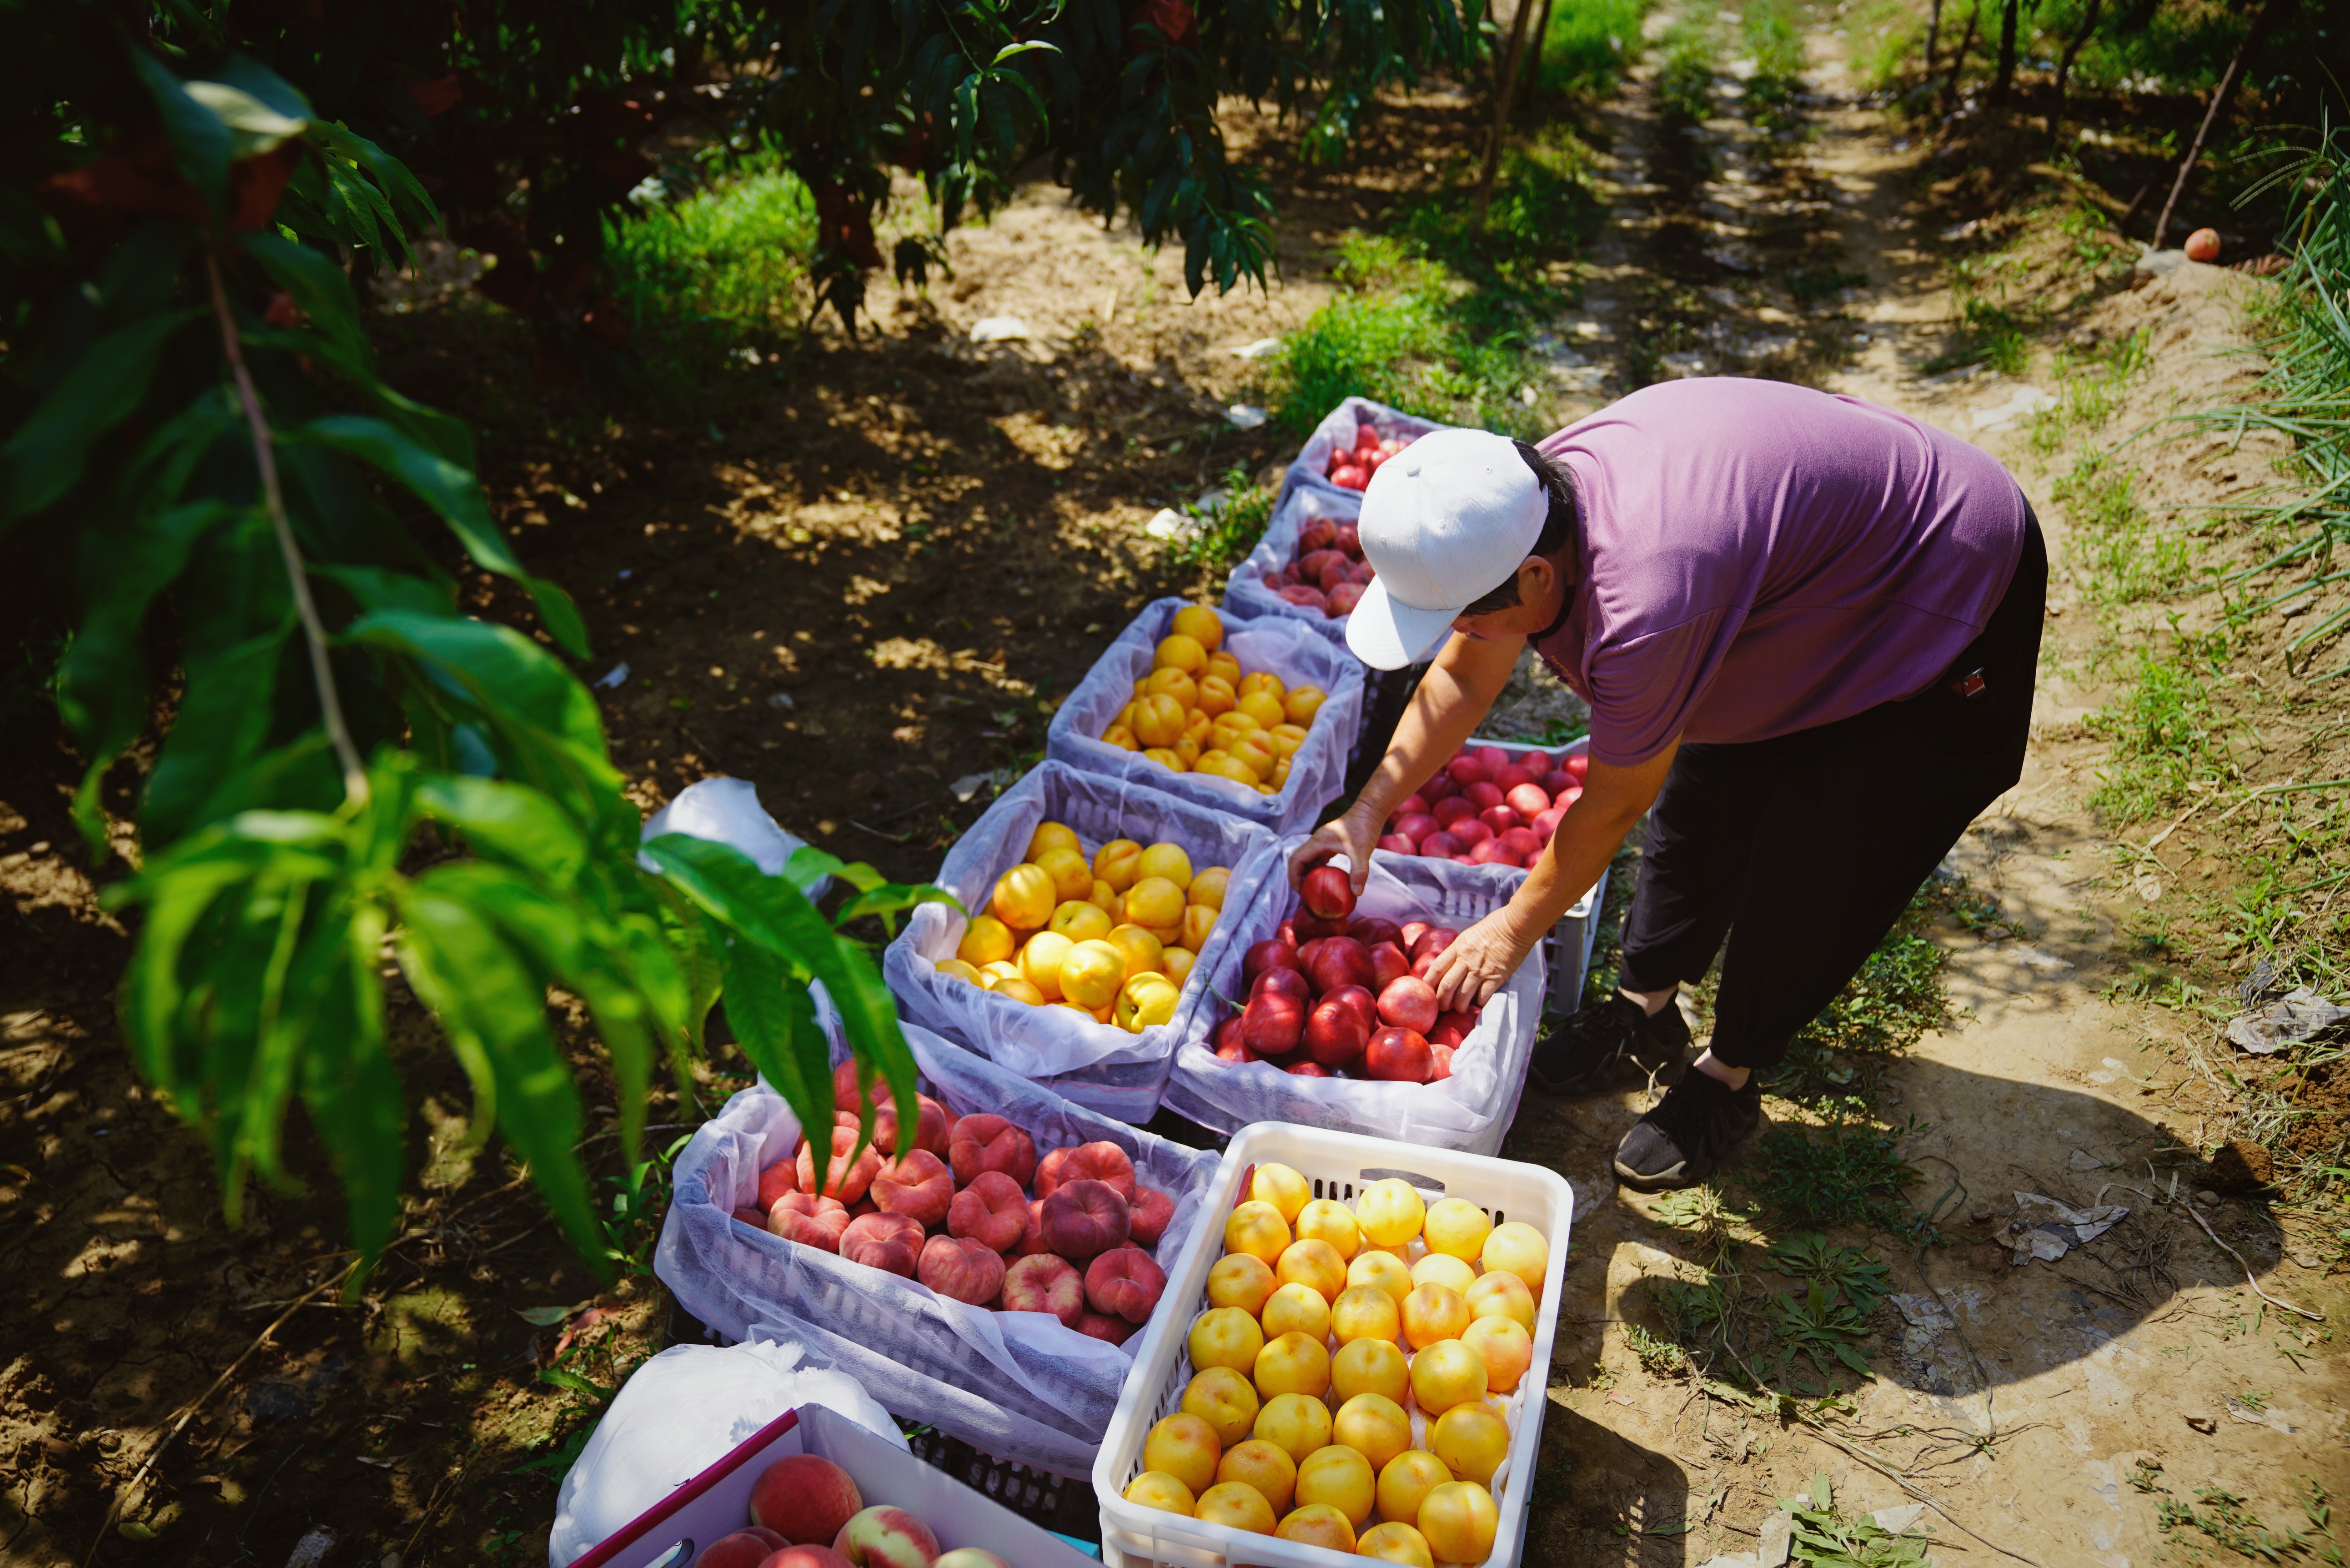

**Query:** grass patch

left=1165, top=465, right=1275, bottom=573
left=1757, top=1117, right=1931, bottom=1240
left=604, top=155, right=817, bottom=352
left=2084, top=623, right=2233, bottom=825
left=1739, top=0, right=1812, bottom=136
left=2055, top=449, right=2191, bottom=607
left=1845, top=0, right=1932, bottom=92
left=1656, top=3, right=1723, bottom=120
left=1786, top=263, right=1867, bottom=304
left=1538, top=0, right=1650, bottom=100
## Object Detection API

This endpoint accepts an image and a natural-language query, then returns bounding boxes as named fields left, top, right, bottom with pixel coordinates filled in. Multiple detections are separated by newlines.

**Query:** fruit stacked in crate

left=1377, top=744, right=1589, bottom=870
left=737, top=1061, right=1175, bottom=1346
left=1204, top=869, right=1480, bottom=1088
left=1323, top=420, right=1416, bottom=493
left=1119, top=1161, right=1550, bottom=1566
left=1101, top=604, right=1328, bottom=793
left=701, top=1448, right=1042, bottom=1568
left=940, top=817, right=1231, bottom=1032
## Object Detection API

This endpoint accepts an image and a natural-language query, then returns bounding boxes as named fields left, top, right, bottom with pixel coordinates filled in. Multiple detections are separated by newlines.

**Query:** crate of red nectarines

left=1047, top=598, right=1367, bottom=837
left=1159, top=852, right=1545, bottom=1158
left=655, top=1021, right=1225, bottom=1479
left=1090, top=1124, right=1573, bottom=1568
left=561, top=1401, right=1100, bottom=1568
left=884, top=759, right=1284, bottom=1122
left=1219, top=398, right=1454, bottom=640
left=1377, top=735, right=1609, bottom=1013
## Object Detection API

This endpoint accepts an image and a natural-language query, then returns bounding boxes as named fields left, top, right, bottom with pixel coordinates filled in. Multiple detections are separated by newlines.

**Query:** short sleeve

left=1582, top=608, right=1741, bottom=767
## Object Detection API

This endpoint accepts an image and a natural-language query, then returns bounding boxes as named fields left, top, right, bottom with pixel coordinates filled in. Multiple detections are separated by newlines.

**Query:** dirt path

left=1500, top=20, right=2349, bottom=1565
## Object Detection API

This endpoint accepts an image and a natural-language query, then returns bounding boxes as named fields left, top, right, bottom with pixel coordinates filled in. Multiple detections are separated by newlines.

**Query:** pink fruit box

left=566, top=1402, right=1100, bottom=1568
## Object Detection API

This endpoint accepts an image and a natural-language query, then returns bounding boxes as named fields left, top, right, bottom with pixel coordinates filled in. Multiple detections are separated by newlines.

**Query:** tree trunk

left=1517, top=0, right=1557, bottom=112
left=1924, top=0, right=1943, bottom=80
left=2151, top=0, right=2296, bottom=249
left=1941, top=0, right=1982, bottom=114
left=1993, top=0, right=2019, bottom=101
left=2048, top=0, right=2103, bottom=144
left=1474, top=0, right=1541, bottom=227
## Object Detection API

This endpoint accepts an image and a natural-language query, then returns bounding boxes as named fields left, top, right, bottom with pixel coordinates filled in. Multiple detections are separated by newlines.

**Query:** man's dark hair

left=1461, top=440, right=1578, bottom=617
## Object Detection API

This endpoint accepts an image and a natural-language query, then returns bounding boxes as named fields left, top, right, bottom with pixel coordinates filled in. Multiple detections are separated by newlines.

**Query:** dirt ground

left=2, top=8, right=2346, bottom=1566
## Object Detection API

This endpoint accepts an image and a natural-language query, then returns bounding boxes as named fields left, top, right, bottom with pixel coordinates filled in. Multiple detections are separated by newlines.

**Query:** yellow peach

left=990, top=976, right=1045, bottom=1006
left=1026, top=820, right=1080, bottom=862
left=1295, top=1444, right=1376, bottom=1530
left=957, top=914, right=1017, bottom=967
left=1195, top=674, right=1238, bottom=719
left=1195, top=1481, right=1275, bottom=1536
left=1400, top=1283, right=1471, bottom=1350
left=1183, top=707, right=1214, bottom=745
left=1142, top=746, right=1187, bottom=773
left=1196, top=753, right=1256, bottom=787
left=1296, top=1197, right=1363, bottom=1261
left=1217, top=1438, right=1298, bottom=1516
left=1266, top=722, right=1308, bottom=759
left=1333, top=1392, right=1414, bottom=1472
left=1180, top=903, right=1219, bottom=952
left=1143, top=1412, right=1221, bottom=1496
left=1182, top=1366, right=1260, bottom=1449
left=1376, top=1451, right=1453, bottom=1529
left=1049, top=899, right=1114, bottom=943
left=1237, top=670, right=1284, bottom=702
left=1417, top=1482, right=1497, bottom=1564
left=1123, top=875, right=1185, bottom=931
left=1189, top=1307, right=1266, bottom=1376
left=990, top=864, right=1057, bottom=931
left=1093, top=839, right=1144, bottom=892
left=1103, top=723, right=1140, bottom=751
left=1114, top=972, right=1180, bottom=1032
left=1155, top=632, right=1208, bottom=675
left=1277, top=1237, right=1348, bottom=1304
left=1284, top=685, right=1327, bottom=726
left=1205, top=645, right=1241, bottom=683
left=1230, top=734, right=1279, bottom=783
left=1252, top=1331, right=1331, bottom=1401
left=979, top=960, right=1022, bottom=985
left=1208, top=1252, right=1279, bottom=1317
left=1331, top=1337, right=1409, bottom=1406
left=1461, top=1314, right=1534, bottom=1394
left=1123, top=1470, right=1196, bottom=1517
left=1330, top=1285, right=1402, bottom=1347
left=1253, top=1391, right=1334, bottom=1464
left=1017, top=931, right=1074, bottom=1001
left=1463, top=1270, right=1536, bottom=1332
left=1356, top=1179, right=1426, bottom=1248
left=934, top=958, right=984, bottom=985
left=1188, top=866, right=1231, bottom=909
left=1036, top=845, right=1094, bottom=903
left=1357, top=1521, right=1436, bottom=1567
left=1250, top=1163, right=1313, bottom=1223
left=1163, top=946, right=1195, bottom=986
left=1406, top=1340, right=1488, bottom=1417
left=1421, top=1198, right=1494, bottom=1262
left=1145, top=667, right=1199, bottom=714
left=1276, top=1503, right=1357, bottom=1553
left=1259, top=1283, right=1331, bottom=1343
left=1172, top=604, right=1225, bottom=653
left=1349, top=1250, right=1416, bottom=1309
left=1136, top=841, right=1194, bottom=891
left=1104, top=924, right=1165, bottom=979
left=1430, top=1402, right=1511, bottom=1487
left=1481, top=1221, right=1550, bottom=1296
left=1089, top=878, right=1122, bottom=915
left=1225, top=1201, right=1292, bottom=1266
left=1131, top=692, right=1188, bottom=749
left=1059, top=939, right=1127, bottom=1011
left=1237, top=689, right=1288, bottom=730
left=1410, top=1252, right=1477, bottom=1297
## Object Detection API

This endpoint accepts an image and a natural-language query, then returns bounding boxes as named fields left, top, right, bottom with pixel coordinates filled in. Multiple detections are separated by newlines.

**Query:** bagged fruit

left=885, top=761, right=1282, bottom=1120
left=656, top=1022, right=1221, bottom=1478
left=546, top=1337, right=904, bottom=1566
left=1163, top=849, right=1545, bottom=1156
left=1046, top=598, right=1365, bottom=836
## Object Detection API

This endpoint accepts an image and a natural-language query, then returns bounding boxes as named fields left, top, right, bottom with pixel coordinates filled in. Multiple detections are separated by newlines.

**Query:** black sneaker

left=1612, top=1070, right=1763, bottom=1190
left=1526, top=991, right=1692, bottom=1095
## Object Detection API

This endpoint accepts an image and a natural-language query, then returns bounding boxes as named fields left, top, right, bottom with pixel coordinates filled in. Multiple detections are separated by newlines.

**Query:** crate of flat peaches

left=1045, top=599, right=1366, bottom=836
left=1091, top=1124, right=1571, bottom=1568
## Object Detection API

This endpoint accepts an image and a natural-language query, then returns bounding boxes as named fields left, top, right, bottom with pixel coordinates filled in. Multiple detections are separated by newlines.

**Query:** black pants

left=1616, top=513, right=2047, bottom=1070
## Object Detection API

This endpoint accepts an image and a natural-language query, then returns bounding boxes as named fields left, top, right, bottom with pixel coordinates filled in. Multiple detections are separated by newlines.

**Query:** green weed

left=2056, top=448, right=2189, bottom=607
left=605, top=155, right=817, bottom=343
left=1539, top=0, right=1649, bottom=100
left=1625, top=1320, right=1691, bottom=1376
left=1756, top=1117, right=1929, bottom=1240
left=1786, top=263, right=1867, bottom=304
left=1786, top=1474, right=1936, bottom=1568
left=1844, top=0, right=1931, bottom=91
left=1657, top=5, right=1723, bottom=120
left=1739, top=0, right=1811, bottom=136
left=1167, top=466, right=1275, bottom=572
left=1766, top=1232, right=1893, bottom=1314
left=2151, top=1477, right=2340, bottom=1564
left=2085, top=623, right=2233, bottom=824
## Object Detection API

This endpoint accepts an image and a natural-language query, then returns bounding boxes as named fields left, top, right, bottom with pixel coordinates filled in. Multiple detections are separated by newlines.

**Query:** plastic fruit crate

left=1461, top=734, right=1606, bottom=1013
left=1090, top=1122, right=1574, bottom=1568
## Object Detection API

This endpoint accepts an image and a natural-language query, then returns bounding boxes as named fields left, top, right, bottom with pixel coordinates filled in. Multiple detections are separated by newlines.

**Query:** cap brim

left=1344, top=576, right=1461, bottom=670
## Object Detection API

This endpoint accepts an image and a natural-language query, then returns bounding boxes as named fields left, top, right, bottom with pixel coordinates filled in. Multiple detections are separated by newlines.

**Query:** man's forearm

left=1495, top=742, right=1679, bottom=951
left=1351, top=634, right=1518, bottom=827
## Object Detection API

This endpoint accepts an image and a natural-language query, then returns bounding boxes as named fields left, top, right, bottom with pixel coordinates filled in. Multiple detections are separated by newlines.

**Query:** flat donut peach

left=797, top=1125, right=881, bottom=1204
left=876, top=1093, right=953, bottom=1158
left=869, top=1148, right=953, bottom=1228
left=757, top=1158, right=799, bottom=1210
left=1085, top=1244, right=1167, bottom=1324
left=1033, top=1141, right=1135, bottom=1202
left=948, top=1114, right=1037, bottom=1189
left=768, top=1191, right=850, bottom=1252
left=917, top=1234, right=1007, bottom=1306
left=1041, top=1177, right=1131, bottom=1263
left=1127, top=1186, right=1175, bottom=1248
left=838, top=1211, right=923, bottom=1277
left=947, top=1171, right=1028, bottom=1253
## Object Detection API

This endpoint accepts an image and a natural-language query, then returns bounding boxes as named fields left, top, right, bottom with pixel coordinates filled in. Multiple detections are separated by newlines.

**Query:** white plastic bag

left=883, top=760, right=1280, bottom=1118
left=547, top=1337, right=904, bottom=1567
left=1044, top=598, right=1366, bottom=836
left=638, top=776, right=828, bottom=898
left=1220, top=397, right=1456, bottom=638
left=653, top=1023, right=1225, bottom=1478
left=1160, top=847, right=1546, bottom=1156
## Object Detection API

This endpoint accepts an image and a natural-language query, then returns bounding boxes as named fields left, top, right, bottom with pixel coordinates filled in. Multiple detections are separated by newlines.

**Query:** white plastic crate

left=1462, top=734, right=1607, bottom=1012
left=1091, top=1123, right=1574, bottom=1568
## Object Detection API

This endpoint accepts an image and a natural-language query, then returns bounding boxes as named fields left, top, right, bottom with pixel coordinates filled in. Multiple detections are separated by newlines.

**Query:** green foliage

left=2086, top=622, right=2232, bottom=824
left=1643, top=1257, right=1879, bottom=1391
left=604, top=156, right=818, bottom=344
left=1738, top=0, right=1811, bottom=136
left=1756, top=1117, right=1928, bottom=1239
left=2055, top=449, right=2187, bottom=606
left=1168, top=466, right=1275, bottom=572
left=1766, top=1231, right=1892, bottom=1314
left=1656, top=5, right=1723, bottom=121
left=2149, top=1477, right=2340, bottom=1564
left=1785, top=1474, right=1935, bottom=1568
left=1538, top=0, right=1649, bottom=101
left=2, top=44, right=947, bottom=1280
left=1624, top=1320, right=1690, bottom=1376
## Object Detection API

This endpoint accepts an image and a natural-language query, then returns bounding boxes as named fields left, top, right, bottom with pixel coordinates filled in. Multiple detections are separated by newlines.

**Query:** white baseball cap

left=1344, top=428, right=1549, bottom=670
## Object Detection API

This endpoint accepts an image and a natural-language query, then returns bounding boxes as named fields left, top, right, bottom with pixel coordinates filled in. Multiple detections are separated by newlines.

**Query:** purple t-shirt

left=1533, top=378, right=2026, bottom=767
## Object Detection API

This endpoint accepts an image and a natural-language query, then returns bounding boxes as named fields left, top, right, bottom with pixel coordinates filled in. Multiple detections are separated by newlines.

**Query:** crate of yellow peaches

left=1047, top=598, right=1365, bottom=837
left=884, top=761, right=1281, bottom=1123
left=1091, top=1124, right=1571, bottom=1568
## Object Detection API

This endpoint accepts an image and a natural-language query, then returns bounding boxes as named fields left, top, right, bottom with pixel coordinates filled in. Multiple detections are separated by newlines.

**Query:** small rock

left=2185, top=1413, right=2217, bottom=1433
left=969, top=316, right=1029, bottom=343
left=286, top=1528, right=337, bottom=1568
left=2291, top=1249, right=2323, bottom=1270
left=1970, top=1204, right=1994, bottom=1223
left=2196, top=1189, right=2221, bottom=1207
left=1225, top=403, right=1270, bottom=429
left=2204, top=1139, right=2275, bottom=1192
